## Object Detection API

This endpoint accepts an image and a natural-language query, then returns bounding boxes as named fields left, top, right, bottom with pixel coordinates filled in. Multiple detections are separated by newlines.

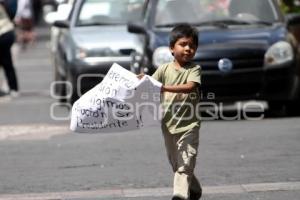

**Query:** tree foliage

left=281, top=0, right=300, bottom=13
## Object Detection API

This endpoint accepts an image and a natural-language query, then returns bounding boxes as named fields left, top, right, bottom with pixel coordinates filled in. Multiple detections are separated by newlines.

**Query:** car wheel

left=54, top=66, right=67, bottom=103
left=267, top=101, right=287, bottom=117
left=66, top=69, right=79, bottom=105
left=285, top=100, right=300, bottom=116
left=69, top=89, right=79, bottom=105
left=268, top=100, right=300, bottom=117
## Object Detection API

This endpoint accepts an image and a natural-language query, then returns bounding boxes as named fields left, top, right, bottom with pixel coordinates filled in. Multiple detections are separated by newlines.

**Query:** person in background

left=0, top=0, right=19, bottom=96
left=32, top=0, right=42, bottom=25
left=15, top=0, right=35, bottom=49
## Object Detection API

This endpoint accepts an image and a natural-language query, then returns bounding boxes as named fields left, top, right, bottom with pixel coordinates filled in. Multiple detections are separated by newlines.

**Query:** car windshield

left=155, top=0, right=278, bottom=27
left=77, top=0, right=145, bottom=26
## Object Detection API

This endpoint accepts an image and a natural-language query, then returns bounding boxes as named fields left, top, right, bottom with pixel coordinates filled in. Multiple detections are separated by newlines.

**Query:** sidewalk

left=1, top=181, right=300, bottom=200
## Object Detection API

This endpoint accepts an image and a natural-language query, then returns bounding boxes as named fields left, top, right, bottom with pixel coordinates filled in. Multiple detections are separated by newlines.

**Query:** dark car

left=128, top=0, right=300, bottom=114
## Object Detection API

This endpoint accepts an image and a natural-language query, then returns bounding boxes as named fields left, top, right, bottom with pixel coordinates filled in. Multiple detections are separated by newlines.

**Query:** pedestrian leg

left=0, top=32, right=18, bottom=91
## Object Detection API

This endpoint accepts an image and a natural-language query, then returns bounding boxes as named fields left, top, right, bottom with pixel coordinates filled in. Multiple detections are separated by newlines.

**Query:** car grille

left=194, top=58, right=264, bottom=100
left=119, top=49, right=134, bottom=56
left=196, top=58, right=264, bottom=71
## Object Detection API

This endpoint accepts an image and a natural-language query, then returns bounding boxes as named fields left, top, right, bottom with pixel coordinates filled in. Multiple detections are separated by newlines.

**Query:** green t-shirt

left=152, top=62, right=201, bottom=134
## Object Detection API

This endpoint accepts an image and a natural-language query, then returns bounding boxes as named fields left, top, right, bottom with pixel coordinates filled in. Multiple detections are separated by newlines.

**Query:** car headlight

left=75, top=47, right=119, bottom=60
left=264, top=41, right=293, bottom=67
left=152, top=46, right=173, bottom=68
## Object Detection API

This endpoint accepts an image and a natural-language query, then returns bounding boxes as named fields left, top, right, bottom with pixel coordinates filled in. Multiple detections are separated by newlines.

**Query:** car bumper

left=200, top=61, right=297, bottom=102
left=68, top=57, right=131, bottom=93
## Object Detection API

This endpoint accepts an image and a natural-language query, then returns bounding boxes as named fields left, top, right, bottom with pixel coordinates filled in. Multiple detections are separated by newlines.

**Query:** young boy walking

left=152, top=23, right=202, bottom=200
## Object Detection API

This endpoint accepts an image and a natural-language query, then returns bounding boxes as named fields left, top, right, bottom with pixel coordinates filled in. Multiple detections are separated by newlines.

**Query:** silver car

left=52, top=0, right=145, bottom=104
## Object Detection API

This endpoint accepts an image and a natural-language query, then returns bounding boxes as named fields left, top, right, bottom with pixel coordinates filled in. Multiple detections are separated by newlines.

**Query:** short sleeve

left=152, top=68, right=161, bottom=81
left=152, top=64, right=167, bottom=83
left=187, top=65, right=201, bottom=85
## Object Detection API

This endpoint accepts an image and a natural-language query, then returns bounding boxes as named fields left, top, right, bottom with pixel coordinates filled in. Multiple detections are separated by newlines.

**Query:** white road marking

left=0, top=181, right=299, bottom=200
left=0, top=124, right=69, bottom=140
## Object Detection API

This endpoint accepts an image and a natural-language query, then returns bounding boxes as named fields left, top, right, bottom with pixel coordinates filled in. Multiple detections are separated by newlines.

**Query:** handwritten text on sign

left=70, top=63, right=162, bottom=133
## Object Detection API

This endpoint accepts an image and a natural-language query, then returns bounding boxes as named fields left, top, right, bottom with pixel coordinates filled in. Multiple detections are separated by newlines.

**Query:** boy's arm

left=163, top=64, right=201, bottom=93
left=162, top=81, right=198, bottom=93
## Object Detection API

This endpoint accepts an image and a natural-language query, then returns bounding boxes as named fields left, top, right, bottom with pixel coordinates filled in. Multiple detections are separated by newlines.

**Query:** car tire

left=54, top=66, right=67, bottom=103
left=267, top=101, right=287, bottom=117
left=69, top=90, right=79, bottom=105
left=66, top=69, right=79, bottom=105
left=268, top=100, right=300, bottom=117
left=285, top=100, right=300, bottom=116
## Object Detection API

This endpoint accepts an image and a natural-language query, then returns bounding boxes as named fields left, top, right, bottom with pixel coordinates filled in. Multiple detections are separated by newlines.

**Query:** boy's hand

left=161, top=85, right=165, bottom=93
left=136, top=73, right=145, bottom=80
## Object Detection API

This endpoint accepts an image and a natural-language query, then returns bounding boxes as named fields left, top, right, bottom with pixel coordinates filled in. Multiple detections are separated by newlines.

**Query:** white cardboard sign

left=70, top=63, right=162, bottom=133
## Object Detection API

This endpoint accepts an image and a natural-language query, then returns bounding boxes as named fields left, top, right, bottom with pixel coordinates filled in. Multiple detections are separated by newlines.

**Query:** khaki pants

left=162, top=125, right=202, bottom=200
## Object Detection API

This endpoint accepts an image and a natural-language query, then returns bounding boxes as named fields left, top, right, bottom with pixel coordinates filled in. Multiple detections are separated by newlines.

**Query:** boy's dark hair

left=169, top=23, right=199, bottom=48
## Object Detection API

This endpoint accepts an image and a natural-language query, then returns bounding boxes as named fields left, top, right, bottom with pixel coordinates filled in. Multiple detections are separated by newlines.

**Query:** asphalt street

left=0, top=26, right=299, bottom=200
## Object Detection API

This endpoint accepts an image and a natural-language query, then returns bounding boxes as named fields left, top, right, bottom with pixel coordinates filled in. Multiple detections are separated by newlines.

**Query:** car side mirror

left=127, top=22, right=150, bottom=47
left=44, top=3, right=72, bottom=25
left=127, top=22, right=148, bottom=35
left=53, top=20, right=70, bottom=28
left=286, top=13, right=300, bottom=27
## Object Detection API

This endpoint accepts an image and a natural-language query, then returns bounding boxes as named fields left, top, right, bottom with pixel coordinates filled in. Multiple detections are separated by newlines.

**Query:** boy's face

left=170, top=36, right=197, bottom=65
